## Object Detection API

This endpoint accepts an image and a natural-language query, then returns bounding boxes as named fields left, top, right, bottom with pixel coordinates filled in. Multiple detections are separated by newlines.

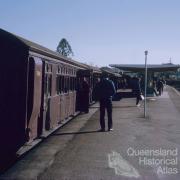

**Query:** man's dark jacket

left=92, top=78, right=116, bottom=101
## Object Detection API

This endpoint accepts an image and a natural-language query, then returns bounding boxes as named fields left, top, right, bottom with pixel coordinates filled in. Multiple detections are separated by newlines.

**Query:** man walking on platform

left=157, top=79, right=164, bottom=95
left=92, top=74, right=116, bottom=132
left=131, top=77, right=142, bottom=106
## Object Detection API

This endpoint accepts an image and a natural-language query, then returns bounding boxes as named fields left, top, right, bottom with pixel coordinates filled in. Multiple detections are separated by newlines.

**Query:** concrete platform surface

left=1, top=86, right=180, bottom=180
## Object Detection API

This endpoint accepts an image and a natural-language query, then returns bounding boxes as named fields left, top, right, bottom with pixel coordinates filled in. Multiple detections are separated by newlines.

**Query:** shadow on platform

left=113, top=105, right=136, bottom=108
left=52, top=130, right=102, bottom=136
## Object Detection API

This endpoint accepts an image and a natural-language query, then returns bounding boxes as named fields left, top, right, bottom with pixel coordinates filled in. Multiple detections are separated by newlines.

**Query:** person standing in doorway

left=92, top=74, right=116, bottom=132
left=78, top=77, right=90, bottom=113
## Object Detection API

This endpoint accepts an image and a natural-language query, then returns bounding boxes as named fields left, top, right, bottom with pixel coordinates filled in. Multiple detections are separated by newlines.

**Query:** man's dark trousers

left=100, top=98, right=112, bottom=130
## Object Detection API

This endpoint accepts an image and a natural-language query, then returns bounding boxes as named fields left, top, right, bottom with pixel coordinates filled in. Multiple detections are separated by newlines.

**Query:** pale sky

left=1, top=0, right=180, bottom=67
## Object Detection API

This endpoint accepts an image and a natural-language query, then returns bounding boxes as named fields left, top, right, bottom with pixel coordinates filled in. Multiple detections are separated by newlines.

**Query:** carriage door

left=27, top=57, right=42, bottom=141
left=43, top=63, right=52, bottom=132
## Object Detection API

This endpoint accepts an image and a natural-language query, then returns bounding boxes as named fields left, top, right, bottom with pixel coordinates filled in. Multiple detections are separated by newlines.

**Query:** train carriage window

left=65, top=76, right=67, bottom=92
left=60, top=66, right=63, bottom=74
left=58, top=66, right=60, bottom=74
left=71, top=69, right=73, bottom=75
left=61, top=76, right=65, bottom=93
left=62, top=67, right=64, bottom=74
left=60, top=66, right=62, bottom=74
left=48, top=75, right=52, bottom=96
left=75, top=77, right=79, bottom=90
left=44, top=63, right=52, bottom=96
left=45, top=64, right=52, bottom=73
left=71, top=77, right=74, bottom=91
left=67, top=76, right=69, bottom=92
left=44, top=74, right=52, bottom=96
left=44, top=75, right=48, bottom=95
left=66, top=76, right=70, bottom=93
left=66, top=67, right=68, bottom=75
left=49, top=65, right=52, bottom=72
left=64, top=76, right=68, bottom=93
left=72, top=69, right=74, bottom=76
left=59, top=75, right=62, bottom=93
left=74, top=77, right=76, bottom=90
left=71, top=77, right=75, bottom=91
left=68, top=76, right=70, bottom=91
left=72, top=77, right=74, bottom=90
left=70, top=77, right=72, bottom=91
left=70, top=77, right=73, bottom=91
left=73, top=77, right=75, bottom=90
left=56, top=76, right=58, bottom=94
left=67, top=76, right=70, bottom=92
left=63, top=67, right=65, bottom=74
left=45, top=63, right=48, bottom=73
left=69, top=77, right=71, bottom=91
left=56, top=75, right=60, bottom=94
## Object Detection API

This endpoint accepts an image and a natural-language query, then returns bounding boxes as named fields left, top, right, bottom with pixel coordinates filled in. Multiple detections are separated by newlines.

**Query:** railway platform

left=1, top=86, right=180, bottom=180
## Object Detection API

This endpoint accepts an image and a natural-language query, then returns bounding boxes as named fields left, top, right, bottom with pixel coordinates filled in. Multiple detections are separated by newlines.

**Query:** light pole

left=144, top=50, right=148, bottom=118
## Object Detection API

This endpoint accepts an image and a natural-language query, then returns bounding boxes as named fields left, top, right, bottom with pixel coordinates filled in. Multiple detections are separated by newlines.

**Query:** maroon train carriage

left=0, top=29, right=87, bottom=170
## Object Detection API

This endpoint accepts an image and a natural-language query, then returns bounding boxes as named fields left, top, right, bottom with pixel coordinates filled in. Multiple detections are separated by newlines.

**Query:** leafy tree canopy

left=56, top=38, right=74, bottom=57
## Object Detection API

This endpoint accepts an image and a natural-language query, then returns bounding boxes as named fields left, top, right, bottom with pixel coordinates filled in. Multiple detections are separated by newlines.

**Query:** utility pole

left=144, top=50, right=148, bottom=118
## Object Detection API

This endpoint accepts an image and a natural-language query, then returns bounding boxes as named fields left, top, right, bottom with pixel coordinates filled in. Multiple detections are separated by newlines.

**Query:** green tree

left=56, top=38, right=74, bottom=57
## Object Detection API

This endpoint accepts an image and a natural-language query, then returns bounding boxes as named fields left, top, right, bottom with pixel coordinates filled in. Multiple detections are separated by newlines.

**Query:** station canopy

left=109, top=63, right=180, bottom=72
left=100, top=67, right=121, bottom=77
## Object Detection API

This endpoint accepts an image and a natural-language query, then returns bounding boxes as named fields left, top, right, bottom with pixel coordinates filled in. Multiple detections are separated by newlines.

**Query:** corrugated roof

left=101, top=67, right=121, bottom=77
left=110, top=64, right=180, bottom=72
left=81, top=63, right=101, bottom=73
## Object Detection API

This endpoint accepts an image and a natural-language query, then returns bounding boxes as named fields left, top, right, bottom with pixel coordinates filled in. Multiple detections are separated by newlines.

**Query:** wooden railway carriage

left=0, top=29, right=86, bottom=169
